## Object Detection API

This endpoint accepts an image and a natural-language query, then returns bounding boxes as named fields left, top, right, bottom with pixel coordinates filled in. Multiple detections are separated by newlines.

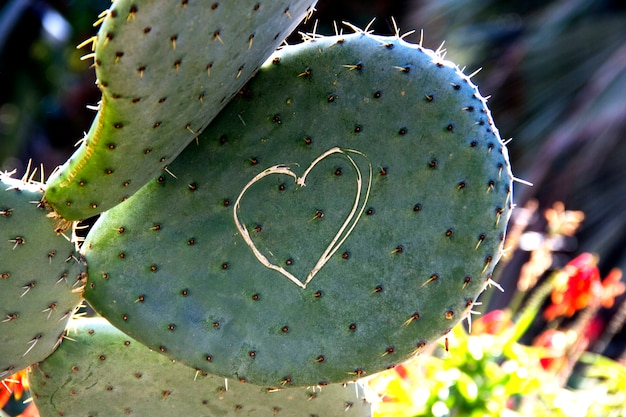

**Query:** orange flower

left=1, top=370, right=29, bottom=408
left=599, top=268, right=624, bottom=309
left=544, top=253, right=601, bottom=321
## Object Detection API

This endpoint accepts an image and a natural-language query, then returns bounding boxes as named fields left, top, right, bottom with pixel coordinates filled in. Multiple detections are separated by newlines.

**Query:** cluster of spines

left=1, top=168, right=85, bottom=376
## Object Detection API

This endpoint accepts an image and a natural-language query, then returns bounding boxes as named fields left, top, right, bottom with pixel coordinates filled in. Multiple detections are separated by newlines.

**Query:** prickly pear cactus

left=83, top=31, right=513, bottom=386
left=29, top=317, right=371, bottom=417
left=0, top=171, right=84, bottom=377
left=44, top=0, right=317, bottom=220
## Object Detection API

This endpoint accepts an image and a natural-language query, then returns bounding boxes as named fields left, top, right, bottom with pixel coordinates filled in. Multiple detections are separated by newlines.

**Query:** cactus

left=29, top=317, right=371, bottom=417
left=82, top=31, right=513, bottom=387
left=2, top=1, right=516, bottom=414
left=0, top=170, right=84, bottom=378
left=43, top=0, right=317, bottom=221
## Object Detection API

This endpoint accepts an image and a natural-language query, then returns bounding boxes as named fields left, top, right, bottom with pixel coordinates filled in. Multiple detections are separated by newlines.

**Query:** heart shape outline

left=233, top=147, right=372, bottom=289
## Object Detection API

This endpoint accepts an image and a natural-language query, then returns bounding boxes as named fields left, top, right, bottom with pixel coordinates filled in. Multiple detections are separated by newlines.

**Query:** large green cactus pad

left=84, top=31, right=513, bottom=386
left=0, top=172, right=84, bottom=377
left=30, top=317, right=371, bottom=417
left=44, top=0, right=317, bottom=220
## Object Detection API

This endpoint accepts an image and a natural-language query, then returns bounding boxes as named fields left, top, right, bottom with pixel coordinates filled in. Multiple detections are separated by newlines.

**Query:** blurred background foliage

left=1, top=0, right=626, bottom=414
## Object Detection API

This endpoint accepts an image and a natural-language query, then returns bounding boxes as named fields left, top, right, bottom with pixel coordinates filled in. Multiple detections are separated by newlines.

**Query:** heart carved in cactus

left=234, top=147, right=372, bottom=288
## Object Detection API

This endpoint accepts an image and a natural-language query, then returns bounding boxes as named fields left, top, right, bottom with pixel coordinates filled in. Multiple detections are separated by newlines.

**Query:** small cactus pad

left=44, top=0, right=317, bottom=220
left=30, top=317, right=371, bottom=417
left=0, top=172, right=84, bottom=377
left=84, top=31, right=514, bottom=386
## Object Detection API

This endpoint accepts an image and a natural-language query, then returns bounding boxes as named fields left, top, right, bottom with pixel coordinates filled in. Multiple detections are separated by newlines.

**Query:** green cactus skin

left=43, top=0, right=317, bottom=221
left=29, top=317, right=371, bottom=417
left=83, top=31, right=514, bottom=386
left=0, top=172, right=84, bottom=377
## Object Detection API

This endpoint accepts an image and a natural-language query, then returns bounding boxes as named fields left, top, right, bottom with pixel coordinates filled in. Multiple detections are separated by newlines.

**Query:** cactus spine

left=1, top=170, right=84, bottom=377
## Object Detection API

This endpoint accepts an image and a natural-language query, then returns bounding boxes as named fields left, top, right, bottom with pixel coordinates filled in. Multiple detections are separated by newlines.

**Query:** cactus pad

left=30, top=317, right=371, bottom=417
left=44, top=0, right=317, bottom=220
left=0, top=171, right=84, bottom=377
left=84, top=31, right=514, bottom=386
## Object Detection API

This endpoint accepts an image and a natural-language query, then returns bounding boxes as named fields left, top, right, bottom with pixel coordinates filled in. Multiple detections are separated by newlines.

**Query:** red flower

left=544, top=254, right=625, bottom=321
left=534, top=329, right=568, bottom=372
left=544, top=253, right=601, bottom=321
